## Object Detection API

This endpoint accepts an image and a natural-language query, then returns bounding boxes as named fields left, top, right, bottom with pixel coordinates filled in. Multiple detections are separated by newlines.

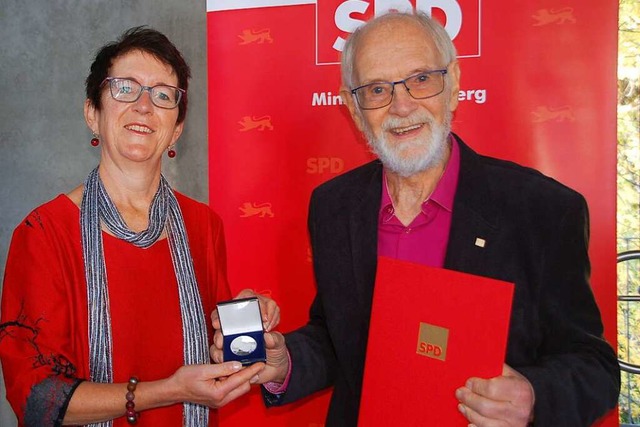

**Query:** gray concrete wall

left=0, top=2, right=208, bottom=425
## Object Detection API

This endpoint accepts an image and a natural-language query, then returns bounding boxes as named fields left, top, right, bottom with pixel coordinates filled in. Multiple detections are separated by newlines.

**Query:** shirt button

left=405, top=228, right=411, bottom=234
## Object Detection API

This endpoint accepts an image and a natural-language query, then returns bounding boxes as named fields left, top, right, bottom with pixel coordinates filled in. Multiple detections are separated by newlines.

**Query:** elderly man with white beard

left=211, top=10, right=620, bottom=427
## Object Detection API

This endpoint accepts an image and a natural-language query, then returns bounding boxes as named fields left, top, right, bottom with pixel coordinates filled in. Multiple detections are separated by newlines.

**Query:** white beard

left=361, top=109, right=452, bottom=177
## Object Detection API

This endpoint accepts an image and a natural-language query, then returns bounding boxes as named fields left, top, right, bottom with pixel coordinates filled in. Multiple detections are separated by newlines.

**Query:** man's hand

left=257, top=330, right=289, bottom=384
left=455, top=364, right=535, bottom=427
left=209, top=330, right=289, bottom=384
left=210, top=289, right=289, bottom=385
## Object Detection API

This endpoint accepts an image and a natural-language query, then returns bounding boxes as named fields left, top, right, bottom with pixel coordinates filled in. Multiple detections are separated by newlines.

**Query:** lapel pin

left=475, top=237, right=486, bottom=248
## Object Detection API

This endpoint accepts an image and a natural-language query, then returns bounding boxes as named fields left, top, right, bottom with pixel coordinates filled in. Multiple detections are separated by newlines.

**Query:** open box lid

left=217, top=297, right=263, bottom=335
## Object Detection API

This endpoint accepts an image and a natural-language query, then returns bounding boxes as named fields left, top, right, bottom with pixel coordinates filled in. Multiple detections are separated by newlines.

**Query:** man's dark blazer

left=267, top=134, right=620, bottom=426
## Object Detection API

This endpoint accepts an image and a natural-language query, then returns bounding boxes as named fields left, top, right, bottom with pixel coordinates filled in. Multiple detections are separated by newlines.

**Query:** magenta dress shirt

left=377, top=137, right=460, bottom=268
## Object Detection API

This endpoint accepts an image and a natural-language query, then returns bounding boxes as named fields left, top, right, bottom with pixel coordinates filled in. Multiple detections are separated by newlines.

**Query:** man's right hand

left=259, top=331, right=289, bottom=384
left=210, top=330, right=290, bottom=386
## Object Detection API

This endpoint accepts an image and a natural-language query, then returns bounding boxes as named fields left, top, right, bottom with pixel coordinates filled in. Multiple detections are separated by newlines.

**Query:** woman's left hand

left=167, top=362, right=265, bottom=409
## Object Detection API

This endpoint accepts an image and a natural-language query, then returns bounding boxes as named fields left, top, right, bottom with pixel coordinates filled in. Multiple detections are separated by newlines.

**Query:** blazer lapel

left=349, top=162, right=383, bottom=312
left=340, top=162, right=382, bottom=394
left=445, top=137, right=503, bottom=277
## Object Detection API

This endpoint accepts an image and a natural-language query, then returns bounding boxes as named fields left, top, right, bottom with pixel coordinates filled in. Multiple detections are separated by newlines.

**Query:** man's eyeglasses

left=350, top=69, right=448, bottom=110
left=101, top=77, right=185, bottom=109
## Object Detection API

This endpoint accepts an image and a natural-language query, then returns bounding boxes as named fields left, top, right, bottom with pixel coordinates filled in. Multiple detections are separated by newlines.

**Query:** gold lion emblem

left=239, top=202, right=274, bottom=218
left=238, top=116, right=273, bottom=132
left=531, top=106, right=575, bottom=123
left=532, top=8, right=576, bottom=26
left=238, top=29, right=273, bottom=45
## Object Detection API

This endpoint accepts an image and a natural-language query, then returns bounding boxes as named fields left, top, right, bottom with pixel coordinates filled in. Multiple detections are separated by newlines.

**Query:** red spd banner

left=208, top=1, right=618, bottom=426
left=317, top=0, right=480, bottom=63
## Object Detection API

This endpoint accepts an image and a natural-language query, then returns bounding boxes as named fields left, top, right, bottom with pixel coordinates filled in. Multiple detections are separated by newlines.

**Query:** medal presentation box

left=217, top=297, right=266, bottom=365
left=358, top=257, right=514, bottom=426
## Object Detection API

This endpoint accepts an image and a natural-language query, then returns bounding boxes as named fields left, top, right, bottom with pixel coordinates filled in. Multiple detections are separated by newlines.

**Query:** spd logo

left=316, top=0, right=481, bottom=65
left=416, top=322, right=448, bottom=361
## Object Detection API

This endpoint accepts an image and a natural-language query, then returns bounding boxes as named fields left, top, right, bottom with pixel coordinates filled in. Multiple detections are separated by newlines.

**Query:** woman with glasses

left=0, top=27, right=278, bottom=427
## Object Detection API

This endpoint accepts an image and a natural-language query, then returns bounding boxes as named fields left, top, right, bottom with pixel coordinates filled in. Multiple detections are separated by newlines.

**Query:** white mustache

left=381, top=112, right=435, bottom=132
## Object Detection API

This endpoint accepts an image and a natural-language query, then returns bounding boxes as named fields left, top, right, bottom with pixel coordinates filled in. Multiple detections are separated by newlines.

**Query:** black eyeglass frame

left=100, top=77, right=186, bottom=109
left=350, top=69, right=448, bottom=110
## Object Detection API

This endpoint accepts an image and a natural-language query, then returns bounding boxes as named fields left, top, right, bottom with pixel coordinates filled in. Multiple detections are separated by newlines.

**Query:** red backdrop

left=207, top=1, right=619, bottom=425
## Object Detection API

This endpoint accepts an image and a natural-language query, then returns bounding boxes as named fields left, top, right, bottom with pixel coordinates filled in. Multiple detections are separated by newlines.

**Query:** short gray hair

left=340, top=11, right=457, bottom=89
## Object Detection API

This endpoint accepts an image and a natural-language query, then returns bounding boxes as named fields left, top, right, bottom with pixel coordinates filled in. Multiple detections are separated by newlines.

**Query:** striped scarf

left=81, top=167, right=209, bottom=426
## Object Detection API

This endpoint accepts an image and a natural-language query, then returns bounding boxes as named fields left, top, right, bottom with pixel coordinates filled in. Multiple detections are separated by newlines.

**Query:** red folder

left=358, top=257, right=514, bottom=426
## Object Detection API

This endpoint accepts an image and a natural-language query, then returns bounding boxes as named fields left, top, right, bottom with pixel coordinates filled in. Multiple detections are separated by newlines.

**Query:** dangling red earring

left=167, top=145, right=176, bottom=158
left=91, top=132, right=100, bottom=147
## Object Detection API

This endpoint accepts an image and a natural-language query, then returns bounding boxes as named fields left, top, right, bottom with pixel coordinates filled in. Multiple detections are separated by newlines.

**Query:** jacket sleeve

left=517, top=195, right=620, bottom=426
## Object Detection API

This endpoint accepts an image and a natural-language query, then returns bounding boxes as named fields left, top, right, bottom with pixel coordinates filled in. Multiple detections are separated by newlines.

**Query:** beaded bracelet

left=125, top=376, right=139, bottom=425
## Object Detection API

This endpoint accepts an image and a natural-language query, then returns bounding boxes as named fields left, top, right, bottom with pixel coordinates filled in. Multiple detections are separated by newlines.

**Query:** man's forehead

left=353, top=19, right=441, bottom=82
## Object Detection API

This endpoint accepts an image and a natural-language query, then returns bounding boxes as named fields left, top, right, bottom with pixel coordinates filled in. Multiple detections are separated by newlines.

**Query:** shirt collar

left=430, top=134, right=460, bottom=212
left=379, top=134, right=460, bottom=220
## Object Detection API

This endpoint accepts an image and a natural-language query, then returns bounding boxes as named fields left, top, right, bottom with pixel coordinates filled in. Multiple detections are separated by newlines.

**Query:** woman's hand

left=167, top=362, right=265, bottom=408
left=63, top=362, right=265, bottom=424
